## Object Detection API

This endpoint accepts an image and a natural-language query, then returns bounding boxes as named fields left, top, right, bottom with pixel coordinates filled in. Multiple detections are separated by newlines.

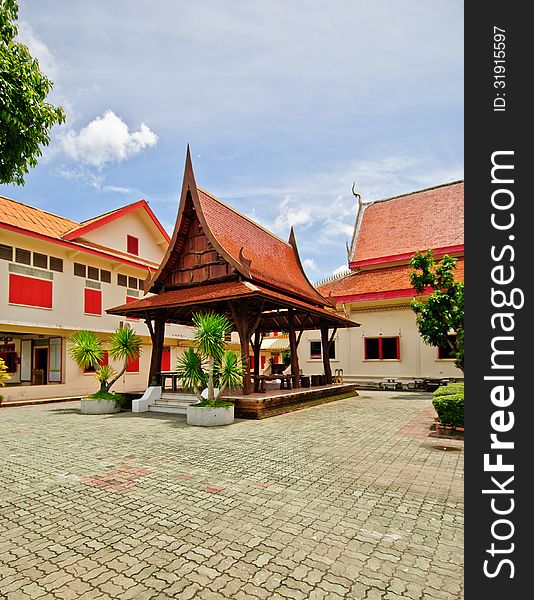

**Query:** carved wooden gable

left=162, top=206, right=237, bottom=289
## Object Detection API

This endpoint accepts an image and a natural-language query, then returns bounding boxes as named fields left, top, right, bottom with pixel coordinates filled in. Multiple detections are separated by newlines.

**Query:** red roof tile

left=351, top=181, right=464, bottom=266
left=0, top=195, right=78, bottom=238
left=107, top=280, right=357, bottom=329
left=197, top=189, right=327, bottom=306
left=318, top=258, right=464, bottom=302
left=148, top=149, right=330, bottom=308
left=0, top=195, right=164, bottom=270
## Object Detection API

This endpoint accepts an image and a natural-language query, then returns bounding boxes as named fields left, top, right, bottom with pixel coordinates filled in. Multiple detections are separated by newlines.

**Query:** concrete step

left=149, top=395, right=200, bottom=415
left=160, top=394, right=199, bottom=403
left=149, top=403, right=188, bottom=415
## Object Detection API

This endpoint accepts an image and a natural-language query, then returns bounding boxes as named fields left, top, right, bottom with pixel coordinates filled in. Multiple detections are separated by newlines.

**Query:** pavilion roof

left=107, top=280, right=358, bottom=331
left=146, top=147, right=330, bottom=308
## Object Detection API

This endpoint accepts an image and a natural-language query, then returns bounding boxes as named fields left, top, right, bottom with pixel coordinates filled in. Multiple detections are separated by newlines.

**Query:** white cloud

left=302, top=258, right=318, bottom=272
left=60, top=110, right=158, bottom=168
left=102, top=185, right=137, bottom=194
left=17, top=22, right=59, bottom=79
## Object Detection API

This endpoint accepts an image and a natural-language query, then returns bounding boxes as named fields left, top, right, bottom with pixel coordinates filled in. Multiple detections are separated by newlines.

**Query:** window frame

left=127, top=235, right=139, bottom=256
left=364, top=336, right=401, bottom=360
left=437, top=334, right=458, bottom=360
left=84, top=287, right=103, bottom=316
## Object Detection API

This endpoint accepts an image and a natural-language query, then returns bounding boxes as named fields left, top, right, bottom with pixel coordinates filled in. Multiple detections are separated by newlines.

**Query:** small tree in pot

left=69, top=326, right=142, bottom=414
left=176, top=312, right=245, bottom=426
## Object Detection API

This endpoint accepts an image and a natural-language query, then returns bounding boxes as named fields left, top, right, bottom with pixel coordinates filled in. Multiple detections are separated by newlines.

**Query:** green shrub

left=433, top=382, right=464, bottom=397
left=88, top=390, right=125, bottom=408
left=432, top=393, right=464, bottom=427
left=191, top=399, right=233, bottom=408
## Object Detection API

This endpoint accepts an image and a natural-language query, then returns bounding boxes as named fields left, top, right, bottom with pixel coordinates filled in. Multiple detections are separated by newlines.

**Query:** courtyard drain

left=425, top=444, right=462, bottom=452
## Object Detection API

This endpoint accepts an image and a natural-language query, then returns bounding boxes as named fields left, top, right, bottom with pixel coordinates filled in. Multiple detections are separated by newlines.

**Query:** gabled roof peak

left=147, top=149, right=331, bottom=307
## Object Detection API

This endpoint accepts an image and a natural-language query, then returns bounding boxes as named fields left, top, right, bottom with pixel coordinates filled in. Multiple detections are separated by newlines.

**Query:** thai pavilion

left=107, top=149, right=358, bottom=416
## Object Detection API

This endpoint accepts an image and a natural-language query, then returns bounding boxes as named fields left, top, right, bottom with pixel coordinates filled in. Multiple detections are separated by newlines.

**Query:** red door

left=161, top=346, right=171, bottom=371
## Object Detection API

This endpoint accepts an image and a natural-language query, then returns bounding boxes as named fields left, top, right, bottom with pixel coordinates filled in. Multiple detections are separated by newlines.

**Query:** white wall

left=0, top=228, right=193, bottom=402
left=82, top=210, right=166, bottom=264
left=298, top=304, right=463, bottom=381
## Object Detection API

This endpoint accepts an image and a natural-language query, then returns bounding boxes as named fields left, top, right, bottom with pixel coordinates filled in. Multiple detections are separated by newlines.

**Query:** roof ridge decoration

left=366, top=179, right=464, bottom=207
left=147, top=145, right=250, bottom=294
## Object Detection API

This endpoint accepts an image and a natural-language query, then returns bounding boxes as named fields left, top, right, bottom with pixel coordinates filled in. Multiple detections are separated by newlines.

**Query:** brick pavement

left=0, top=391, right=463, bottom=599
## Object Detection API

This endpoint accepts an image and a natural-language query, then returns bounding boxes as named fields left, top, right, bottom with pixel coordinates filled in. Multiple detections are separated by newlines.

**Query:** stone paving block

left=0, top=392, right=463, bottom=600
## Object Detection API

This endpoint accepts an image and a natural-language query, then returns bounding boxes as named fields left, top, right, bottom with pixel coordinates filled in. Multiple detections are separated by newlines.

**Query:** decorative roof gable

left=147, top=147, right=331, bottom=307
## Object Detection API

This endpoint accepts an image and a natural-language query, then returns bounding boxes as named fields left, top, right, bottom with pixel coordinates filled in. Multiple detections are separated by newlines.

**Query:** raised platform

left=223, top=383, right=359, bottom=419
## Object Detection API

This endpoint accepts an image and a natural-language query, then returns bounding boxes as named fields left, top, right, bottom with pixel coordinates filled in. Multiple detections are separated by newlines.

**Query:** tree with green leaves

left=0, top=0, right=65, bottom=185
left=69, top=327, right=142, bottom=393
left=176, top=312, right=245, bottom=405
left=409, top=250, right=464, bottom=372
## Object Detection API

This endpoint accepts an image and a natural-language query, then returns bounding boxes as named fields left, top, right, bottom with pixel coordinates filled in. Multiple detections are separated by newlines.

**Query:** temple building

left=298, top=181, right=464, bottom=385
left=0, top=194, right=193, bottom=403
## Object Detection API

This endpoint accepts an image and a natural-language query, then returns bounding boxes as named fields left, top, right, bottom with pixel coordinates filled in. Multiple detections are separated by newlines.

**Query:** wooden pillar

left=146, top=312, right=166, bottom=387
left=320, top=320, right=333, bottom=384
left=288, top=308, right=300, bottom=388
left=251, top=330, right=263, bottom=392
left=229, top=300, right=264, bottom=395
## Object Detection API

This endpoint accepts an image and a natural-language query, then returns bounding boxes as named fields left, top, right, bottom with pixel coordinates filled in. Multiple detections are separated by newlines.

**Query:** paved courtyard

left=0, top=391, right=463, bottom=599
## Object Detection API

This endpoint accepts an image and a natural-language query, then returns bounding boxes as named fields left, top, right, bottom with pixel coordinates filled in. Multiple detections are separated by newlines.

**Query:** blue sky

left=2, top=0, right=463, bottom=281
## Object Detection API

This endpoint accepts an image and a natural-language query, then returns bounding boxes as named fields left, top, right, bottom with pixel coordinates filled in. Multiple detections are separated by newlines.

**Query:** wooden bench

left=252, top=374, right=295, bottom=392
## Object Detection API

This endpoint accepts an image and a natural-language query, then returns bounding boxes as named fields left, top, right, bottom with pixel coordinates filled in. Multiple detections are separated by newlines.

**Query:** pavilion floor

left=222, top=382, right=358, bottom=419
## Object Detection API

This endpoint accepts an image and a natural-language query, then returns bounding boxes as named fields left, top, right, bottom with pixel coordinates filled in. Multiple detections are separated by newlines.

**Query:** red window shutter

left=9, top=274, right=53, bottom=308
left=84, top=288, right=102, bottom=315
left=161, top=347, right=171, bottom=371
left=100, top=351, right=109, bottom=366
left=84, top=350, right=108, bottom=373
left=396, top=337, right=400, bottom=360
left=127, top=235, right=139, bottom=256
left=126, top=355, right=140, bottom=373
left=261, top=356, right=266, bottom=369
left=250, top=355, right=255, bottom=369
left=126, top=296, right=139, bottom=321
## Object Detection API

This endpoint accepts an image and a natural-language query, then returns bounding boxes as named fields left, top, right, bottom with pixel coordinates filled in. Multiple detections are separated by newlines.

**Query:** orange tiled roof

left=0, top=195, right=160, bottom=270
left=352, top=181, right=464, bottom=265
left=197, top=189, right=327, bottom=306
left=318, top=258, right=464, bottom=301
left=0, top=195, right=78, bottom=238
left=107, top=280, right=357, bottom=329
left=149, top=149, right=330, bottom=308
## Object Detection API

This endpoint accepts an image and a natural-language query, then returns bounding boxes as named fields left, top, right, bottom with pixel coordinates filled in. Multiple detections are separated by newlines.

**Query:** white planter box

left=80, top=398, right=121, bottom=415
left=186, top=404, right=234, bottom=426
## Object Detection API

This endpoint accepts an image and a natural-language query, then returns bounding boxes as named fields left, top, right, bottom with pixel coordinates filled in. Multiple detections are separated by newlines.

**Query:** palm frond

left=214, top=351, right=245, bottom=390
left=108, top=326, right=142, bottom=363
left=176, top=347, right=207, bottom=390
left=95, top=364, right=117, bottom=385
left=192, top=311, right=232, bottom=361
left=69, top=330, right=103, bottom=369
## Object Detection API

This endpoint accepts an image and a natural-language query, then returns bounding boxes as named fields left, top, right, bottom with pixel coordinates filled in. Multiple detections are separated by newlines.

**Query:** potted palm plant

left=176, top=311, right=245, bottom=426
left=69, top=326, right=142, bottom=414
